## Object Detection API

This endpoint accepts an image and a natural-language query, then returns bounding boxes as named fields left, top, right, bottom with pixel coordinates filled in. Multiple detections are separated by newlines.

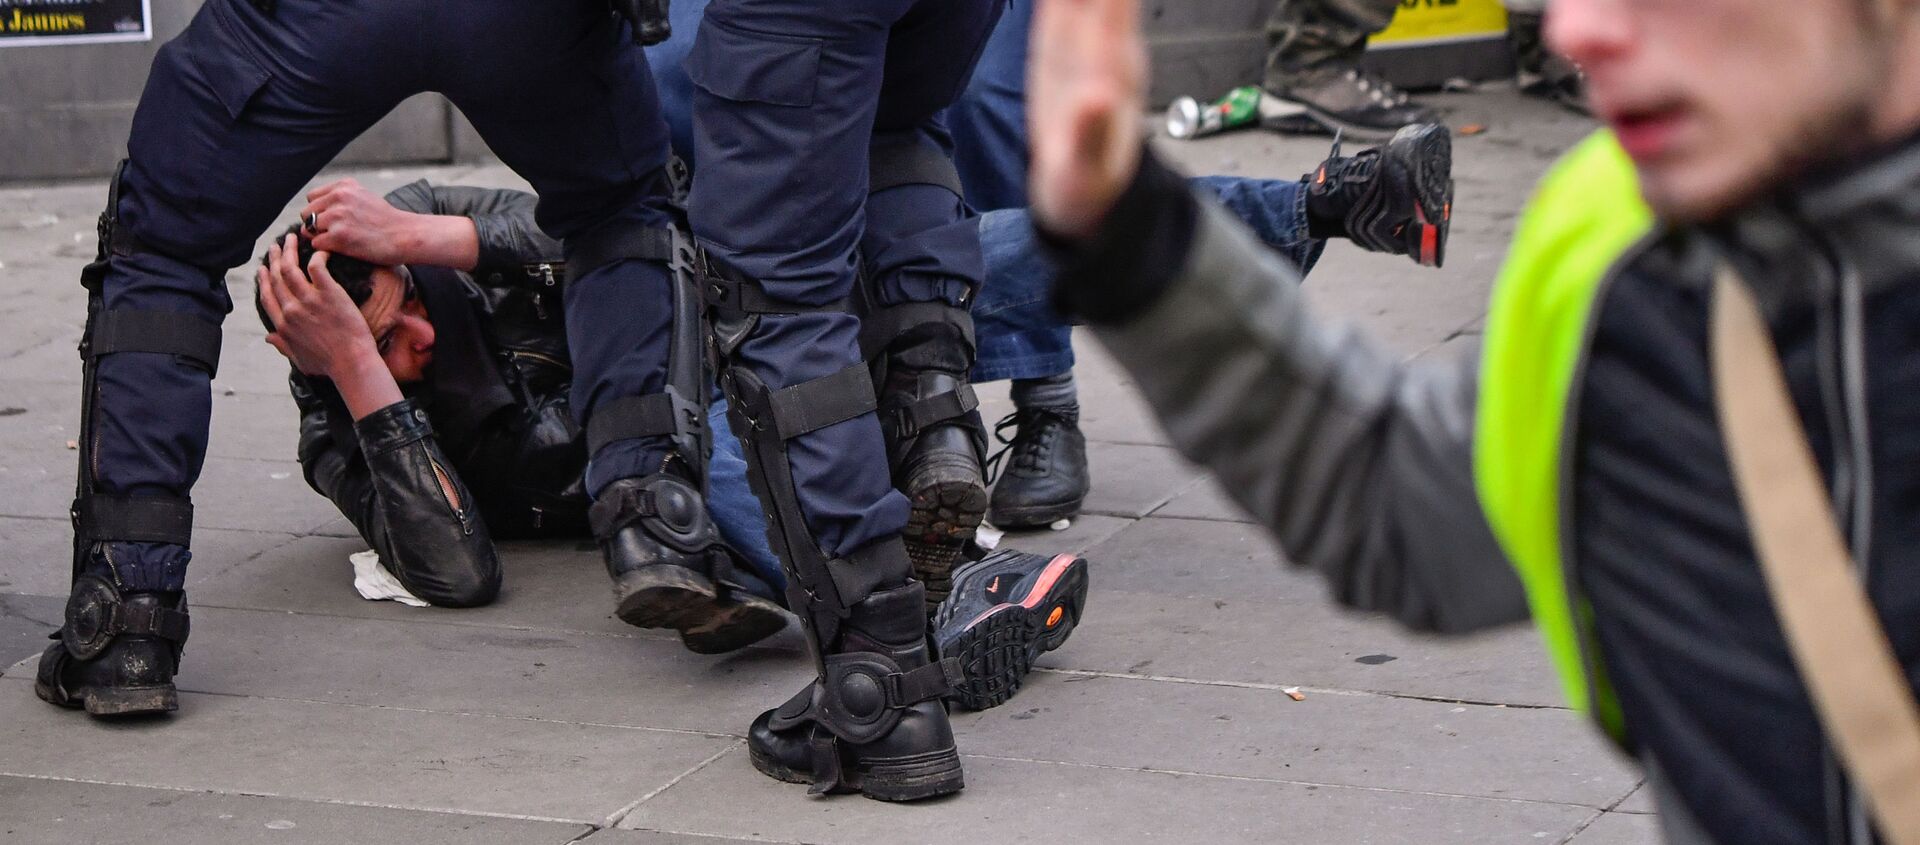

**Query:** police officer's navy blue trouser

left=684, top=0, right=1004, bottom=557
left=89, top=0, right=680, bottom=591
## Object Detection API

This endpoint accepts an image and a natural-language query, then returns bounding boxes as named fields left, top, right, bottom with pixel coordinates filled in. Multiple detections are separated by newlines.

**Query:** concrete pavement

left=0, top=87, right=1659, bottom=844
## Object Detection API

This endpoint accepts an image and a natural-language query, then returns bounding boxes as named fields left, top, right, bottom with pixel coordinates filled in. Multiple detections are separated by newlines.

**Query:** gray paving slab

left=0, top=516, right=301, bottom=598
left=991, top=513, right=1133, bottom=557
left=195, top=534, right=699, bottom=638
left=0, top=675, right=736, bottom=824
left=193, top=456, right=344, bottom=535
left=1079, top=443, right=1207, bottom=519
left=0, top=775, right=594, bottom=845
left=1615, top=782, right=1657, bottom=814
left=0, top=442, right=330, bottom=533
left=954, top=674, right=1637, bottom=808
left=0, top=593, right=62, bottom=674
left=621, top=747, right=1599, bottom=845
left=1149, top=476, right=1256, bottom=523
left=1568, top=811, right=1664, bottom=844
left=161, top=604, right=810, bottom=737
left=1044, top=587, right=1566, bottom=707
left=580, top=831, right=766, bottom=844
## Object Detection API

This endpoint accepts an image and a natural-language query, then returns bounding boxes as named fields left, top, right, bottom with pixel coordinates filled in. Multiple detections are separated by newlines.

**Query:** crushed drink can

left=1166, top=86, right=1265, bottom=140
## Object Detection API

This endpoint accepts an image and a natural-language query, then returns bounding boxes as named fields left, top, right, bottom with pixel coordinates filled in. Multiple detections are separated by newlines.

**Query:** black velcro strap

left=869, top=136, right=964, bottom=197
left=769, top=365, right=877, bottom=441
left=585, top=393, right=679, bottom=457
left=887, top=383, right=978, bottom=440
left=89, top=310, right=222, bottom=376
left=888, top=657, right=963, bottom=706
left=74, top=494, right=193, bottom=546
left=117, top=601, right=192, bottom=643
left=856, top=301, right=975, bottom=360
left=566, top=225, right=676, bottom=280
left=704, top=265, right=849, bottom=315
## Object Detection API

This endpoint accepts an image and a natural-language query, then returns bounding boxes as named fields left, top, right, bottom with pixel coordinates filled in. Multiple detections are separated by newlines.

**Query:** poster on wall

left=0, top=0, right=151, bottom=47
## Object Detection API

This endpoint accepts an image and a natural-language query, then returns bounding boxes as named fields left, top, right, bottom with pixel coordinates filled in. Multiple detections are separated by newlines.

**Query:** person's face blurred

left=358, top=267, right=434, bottom=384
left=1549, top=0, right=1897, bottom=221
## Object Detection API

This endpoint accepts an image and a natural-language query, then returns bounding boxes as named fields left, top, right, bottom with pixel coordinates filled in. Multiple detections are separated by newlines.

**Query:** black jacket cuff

left=1044, top=148, right=1199, bottom=326
left=354, top=398, right=433, bottom=456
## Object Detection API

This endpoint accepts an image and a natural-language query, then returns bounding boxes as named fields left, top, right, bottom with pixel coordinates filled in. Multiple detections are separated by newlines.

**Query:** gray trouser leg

left=1263, top=0, right=1401, bottom=88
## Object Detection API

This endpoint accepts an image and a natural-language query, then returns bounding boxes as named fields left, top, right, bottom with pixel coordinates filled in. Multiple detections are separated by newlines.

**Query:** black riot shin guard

left=705, top=261, right=964, bottom=800
left=569, top=221, right=790, bottom=653
left=47, top=160, right=217, bottom=717
left=858, top=135, right=990, bottom=610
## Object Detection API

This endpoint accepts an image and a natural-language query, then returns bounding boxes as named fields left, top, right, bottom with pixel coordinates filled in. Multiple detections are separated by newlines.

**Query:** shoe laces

left=984, top=406, right=1074, bottom=484
left=1344, top=68, right=1412, bottom=107
left=1312, top=129, right=1381, bottom=193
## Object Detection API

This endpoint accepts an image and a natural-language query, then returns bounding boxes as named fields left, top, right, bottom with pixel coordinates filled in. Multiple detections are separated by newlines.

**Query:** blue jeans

left=969, top=177, right=1326, bottom=383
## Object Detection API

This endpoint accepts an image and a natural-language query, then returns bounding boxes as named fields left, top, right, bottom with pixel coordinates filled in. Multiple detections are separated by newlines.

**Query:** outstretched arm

left=1027, top=0, right=1526, bottom=632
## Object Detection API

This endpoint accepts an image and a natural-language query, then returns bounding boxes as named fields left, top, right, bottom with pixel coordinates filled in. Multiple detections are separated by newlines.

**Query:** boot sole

left=1395, top=123, right=1454, bottom=269
left=750, top=742, right=965, bottom=802
left=940, top=554, right=1090, bottom=711
left=36, top=679, right=178, bottom=717
left=612, top=567, right=788, bottom=655
left=903, top=477, right=989, bottom=614
left=1262, top=101, right=1407, bottom=142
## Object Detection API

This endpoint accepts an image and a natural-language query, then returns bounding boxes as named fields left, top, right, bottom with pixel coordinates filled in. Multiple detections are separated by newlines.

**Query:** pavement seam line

left=961, top=752, right=1618, bottom=812
left=1552, top=807, right=1611, bottom=845
left=0, top=771, right=591, bottom=825
left=180, top=600, right=789, bottom=647
left=161, top=686, right=744, bottom=741
left=1030, top=666, right=1570, bottom=711
left=599, top=741, right=743, bottom=830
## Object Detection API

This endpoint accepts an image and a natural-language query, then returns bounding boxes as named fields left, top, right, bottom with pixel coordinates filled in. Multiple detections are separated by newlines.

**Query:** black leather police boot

left=882, top=368, right=989, bottom=615
left=34, top=575, right=189, bottom=717
left=594, top=473, right=787, bottom=654
left=987, top=404, right=1090, bottom=529
left=748, top=580, right=964, bottom=801
left=1305, top=123, right=1454, bottom=268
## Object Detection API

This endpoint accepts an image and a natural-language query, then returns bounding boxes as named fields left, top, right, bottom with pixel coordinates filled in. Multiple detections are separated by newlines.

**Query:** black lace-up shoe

left=1265, top=66, right=1440, bottom=140
left=932, top=549, right=1089, bottom=711
left=1306, top=123, right=1454, bottom=267
left=987, top=405, right=1090, bottom=529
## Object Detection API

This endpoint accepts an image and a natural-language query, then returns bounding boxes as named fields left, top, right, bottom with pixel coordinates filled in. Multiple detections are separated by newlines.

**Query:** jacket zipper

left=424, top=451, right=473, bottom=536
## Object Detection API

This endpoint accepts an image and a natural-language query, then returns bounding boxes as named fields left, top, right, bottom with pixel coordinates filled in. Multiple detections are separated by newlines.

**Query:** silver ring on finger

left=305, top=211, right=319, bottom=231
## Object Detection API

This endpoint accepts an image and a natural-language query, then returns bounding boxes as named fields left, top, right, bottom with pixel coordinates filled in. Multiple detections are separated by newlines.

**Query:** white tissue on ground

left=976, top=524, right=1004, bottom=550
left=349, top=549, right=429, bottom=607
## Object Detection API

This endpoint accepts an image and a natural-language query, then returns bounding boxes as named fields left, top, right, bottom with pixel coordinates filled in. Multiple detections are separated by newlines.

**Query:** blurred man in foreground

left=1028, top=0, right=1920, bottom=841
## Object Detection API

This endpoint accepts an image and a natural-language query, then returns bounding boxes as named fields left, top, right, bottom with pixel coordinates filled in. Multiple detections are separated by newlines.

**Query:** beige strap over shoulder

left=1711, top=264, right=1920, bottom=843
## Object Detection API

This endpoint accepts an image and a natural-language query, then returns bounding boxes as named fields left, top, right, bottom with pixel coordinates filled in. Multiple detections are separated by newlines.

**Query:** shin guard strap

left=884, top=383, right=978, bottom=441
left=87, top=310, right=222, bottom=377
left=72, top=494, right=193, bottom=546
left=769, top=365, right=877, bottom=441
left=584, top=393, right=698, bottom=458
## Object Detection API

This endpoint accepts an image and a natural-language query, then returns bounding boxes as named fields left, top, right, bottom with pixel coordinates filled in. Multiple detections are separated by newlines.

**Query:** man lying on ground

left=1027, top=0, right=1920, bottom=840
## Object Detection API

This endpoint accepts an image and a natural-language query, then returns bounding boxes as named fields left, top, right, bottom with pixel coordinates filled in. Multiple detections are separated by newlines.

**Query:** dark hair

left=254, top=224, right=382, bottom=332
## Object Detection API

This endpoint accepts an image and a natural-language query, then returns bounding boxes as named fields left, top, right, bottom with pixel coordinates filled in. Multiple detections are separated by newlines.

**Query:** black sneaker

left=1266, top=66, right=1440, bottom=140
left=932, top=549, right=1090, bottom=711
left=1306, top=124, right=1454, bottom=267
left=986, top=405, right=1090, bottom=529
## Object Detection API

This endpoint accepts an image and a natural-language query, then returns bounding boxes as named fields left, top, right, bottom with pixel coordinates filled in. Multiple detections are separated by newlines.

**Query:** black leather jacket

left=285, top=181, right=586, bottom=607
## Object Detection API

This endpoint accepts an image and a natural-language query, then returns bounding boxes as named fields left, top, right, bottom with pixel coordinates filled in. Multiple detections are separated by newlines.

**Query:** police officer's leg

left=40, top=0, right=407, bottom=717
left=858, top=128, right=990, bottom=610
left=686, top=0, right=998, bottom=800
left=439, top=4, right=782, bottom=654
left=857, top=0, right=1005, bottom=606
